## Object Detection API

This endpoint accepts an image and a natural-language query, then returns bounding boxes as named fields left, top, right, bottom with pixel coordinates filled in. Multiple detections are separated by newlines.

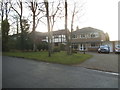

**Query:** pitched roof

left=52, top=29, right=67, bottom=35
left=34, top=29, right=69, bottom=36
left=73, top=27, right=104, bottom=34
left=35, top=31, right=47, bottom=36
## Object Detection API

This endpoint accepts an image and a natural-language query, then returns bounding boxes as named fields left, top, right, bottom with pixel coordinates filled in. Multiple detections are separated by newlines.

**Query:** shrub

left=53, top=46, right=60, bottom=52
left=72, top=50, right=78, bottom=53
left=37, top=42, right=48, bottom=51
left=60, top=44, right=65, bottom=51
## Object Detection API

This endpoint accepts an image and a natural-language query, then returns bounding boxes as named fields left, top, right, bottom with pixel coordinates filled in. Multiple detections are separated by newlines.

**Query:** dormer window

left=80, top=34, right=85, bottom=38
left=72, top=34, right=77, bottom=39
left=91, top=33, right=95, bottom=38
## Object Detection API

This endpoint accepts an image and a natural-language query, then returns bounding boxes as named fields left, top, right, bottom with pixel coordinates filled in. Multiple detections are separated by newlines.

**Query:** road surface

left=2, top=56, right=118, bottom=88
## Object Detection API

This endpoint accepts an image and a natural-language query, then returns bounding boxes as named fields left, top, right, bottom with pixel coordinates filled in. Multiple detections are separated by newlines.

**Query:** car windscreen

left=116, top=45, right=120, bottom=48
left=100, top=46, right=109, bottom=49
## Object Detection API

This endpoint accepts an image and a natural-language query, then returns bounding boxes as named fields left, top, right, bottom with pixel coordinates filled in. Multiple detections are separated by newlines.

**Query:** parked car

left=98, top=45, right=110, bottom=53
left=115, top=45, right=120, bottom=54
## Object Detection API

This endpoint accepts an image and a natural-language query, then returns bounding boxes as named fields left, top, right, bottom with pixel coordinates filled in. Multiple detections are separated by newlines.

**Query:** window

left=72, top=43, right=78, bottom=49
left=95, top=33, right=99, bottom=37
left=80, top=34, right=85, bottom=38
left=42, top=36, right=46, bottom=39
left=72, top=34, right=77, bottom=39
left=91, top=43, right=96, bottom=47
left=62, top=35, right=65, bottom=38
left=54, top=35, right=59, bottom=38
left=91, top=33, right=95, bottom=38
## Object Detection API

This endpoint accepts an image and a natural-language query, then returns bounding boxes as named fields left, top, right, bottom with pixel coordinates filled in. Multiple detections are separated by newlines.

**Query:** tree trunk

left=5, top=2, right=8, bottom=20
left=1, top=0, right=4, bottom=23
left=17, top=18, right=19, bottom=34
left=20, top=16, right=24, bottom=50
left=44, top=0, right=51, bottom=57
left=1, top=0, right=4, bottom=32
left=70, top=11, right=75, bottom=55
left=65, top=0, right=70, bottom=55
left=32, top=12, right=36, bottom=51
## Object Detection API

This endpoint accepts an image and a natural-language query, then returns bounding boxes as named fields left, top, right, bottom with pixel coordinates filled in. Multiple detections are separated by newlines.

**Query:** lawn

left=3, top=51, right=92, bottom=65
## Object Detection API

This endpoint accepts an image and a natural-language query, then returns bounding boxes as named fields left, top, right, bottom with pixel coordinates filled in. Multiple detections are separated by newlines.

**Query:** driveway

left=2, top=56, right=118, bottom=88
left=76, top=52, right=118, bottom=73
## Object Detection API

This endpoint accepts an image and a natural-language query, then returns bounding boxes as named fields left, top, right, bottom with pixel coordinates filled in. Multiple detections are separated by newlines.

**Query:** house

left=34, top=27, right=110, bottom=52
left=52, top=29, right=70, bottom=46
left=71, top=27, right=109, bottom=51
left=41, top=29, right=69, bottom=46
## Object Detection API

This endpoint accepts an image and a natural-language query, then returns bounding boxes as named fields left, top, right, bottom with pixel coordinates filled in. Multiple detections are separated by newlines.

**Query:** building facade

left=71, top=27, right=109, bottom=51
left=41, top=29, right=69, bottom=46
left=35, top=27, right=110, bottom=52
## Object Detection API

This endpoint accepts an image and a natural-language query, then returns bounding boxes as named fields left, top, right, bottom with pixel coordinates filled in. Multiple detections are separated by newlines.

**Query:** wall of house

left=115, top=41, right=120, bottom=47
left=53, top=35, right=66, bottom=43
left=77, top=42, right=100, bottom=52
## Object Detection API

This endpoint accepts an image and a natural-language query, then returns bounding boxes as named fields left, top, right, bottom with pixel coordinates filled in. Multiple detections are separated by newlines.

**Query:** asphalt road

left=2, top=56, right=118, bottom=88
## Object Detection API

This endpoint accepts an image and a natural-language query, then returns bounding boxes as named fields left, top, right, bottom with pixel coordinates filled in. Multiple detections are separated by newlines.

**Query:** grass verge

left=3, top=51, right=92, bottom=65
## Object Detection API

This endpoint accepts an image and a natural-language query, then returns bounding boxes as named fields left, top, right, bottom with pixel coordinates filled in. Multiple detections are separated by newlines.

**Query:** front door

left=79, top=44, right=86, bottom=51
left=79, top=44, right=83, bottom=51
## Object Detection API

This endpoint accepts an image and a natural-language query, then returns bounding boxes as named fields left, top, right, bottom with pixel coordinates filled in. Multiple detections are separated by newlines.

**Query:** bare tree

left=13, top=15, right=20, bottom=34
left=65, top=0, right=70, bottom=55
left=0, top=0, right=4, bottom=22
left=11, top=0, right=24, bottom=50
left=26, top=0, right=45, bottom=51
left=16, top=16, right=19, bottom=34
left=5, top=1, right=8, bottom=20
left=0, top=0, right=4, bottom=37
left=44, top=0, right=51, bottom=57
left=49, top=0, right=63, bottom=53
left=69, top=2, right=79, bottom=55
left=30, top=1, right=37, bottom=51
left=0, top=0, right=11, bottom=28
left=0, top=0, right=11, bottom=51
left=0, top=0, right=9, bottom=19
left=66, top=0, right=85, bottom=55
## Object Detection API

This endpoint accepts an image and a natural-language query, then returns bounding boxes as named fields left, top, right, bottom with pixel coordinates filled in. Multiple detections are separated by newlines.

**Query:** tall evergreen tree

left=21, top=19, right=30, bottom=50
left=105, top=32, right=109, bottom=41
left=2, top=19, right=10, bottom=51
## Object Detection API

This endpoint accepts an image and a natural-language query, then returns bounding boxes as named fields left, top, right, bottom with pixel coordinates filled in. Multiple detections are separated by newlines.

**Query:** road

left=2, top=56, right=118, bottom=88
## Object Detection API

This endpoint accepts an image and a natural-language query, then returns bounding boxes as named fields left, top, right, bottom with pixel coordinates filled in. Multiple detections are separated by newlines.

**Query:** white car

left=115, top=45, right=120, bottom=54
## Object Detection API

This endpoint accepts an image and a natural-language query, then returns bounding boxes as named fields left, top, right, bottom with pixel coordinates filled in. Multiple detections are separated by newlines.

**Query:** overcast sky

left=36, top=0, right=119, bottom=41
left=84, top=0, right=119, bottom=41
left=9, top=0, right=119, bottom=41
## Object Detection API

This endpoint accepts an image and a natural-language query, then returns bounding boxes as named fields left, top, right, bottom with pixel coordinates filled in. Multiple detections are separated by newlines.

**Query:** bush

left=53, top=46, right=60, bottom=52
left=60, top=44, right=65, bottom=51
left=72, top=50, right=78, bottom=53
left=37, top=42, right=48, bottom=51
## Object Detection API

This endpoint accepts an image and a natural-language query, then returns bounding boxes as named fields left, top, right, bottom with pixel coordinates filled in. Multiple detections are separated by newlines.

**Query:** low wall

left=88, top=48, right=98, bottom=52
